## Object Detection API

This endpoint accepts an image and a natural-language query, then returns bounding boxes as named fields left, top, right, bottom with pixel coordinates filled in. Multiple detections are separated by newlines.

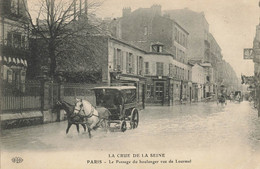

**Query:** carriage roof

left=92, top=86, right=136, bottom=91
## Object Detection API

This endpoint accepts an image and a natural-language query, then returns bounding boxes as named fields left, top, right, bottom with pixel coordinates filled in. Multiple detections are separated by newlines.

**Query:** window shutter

left=126, top=52, right=129, bottom=73
left=121, top=51, right=124, bottom=72
left=113, top=48, right=116, bottom=70
left=132, top=54, right=135, bottom=74
left=152, top=62, right=156, bottom=75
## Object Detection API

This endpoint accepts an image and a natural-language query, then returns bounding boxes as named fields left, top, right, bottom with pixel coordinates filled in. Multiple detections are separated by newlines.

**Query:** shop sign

left=243, top=48, right=254, bottom=59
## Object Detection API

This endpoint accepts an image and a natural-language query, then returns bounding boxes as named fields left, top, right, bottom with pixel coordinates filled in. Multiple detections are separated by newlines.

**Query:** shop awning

left=0, top=56, right=27, bottom=67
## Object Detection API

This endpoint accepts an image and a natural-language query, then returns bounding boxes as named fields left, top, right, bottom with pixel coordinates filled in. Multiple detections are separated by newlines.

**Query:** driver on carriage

left=114, top=92, right=124, bottom=120
left=219, top=93, right=226, bottom=102
left=236, top=93, right=241, bottom=101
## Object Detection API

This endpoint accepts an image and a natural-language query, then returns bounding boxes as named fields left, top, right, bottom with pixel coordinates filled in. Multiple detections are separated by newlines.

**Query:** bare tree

left=22, top=0, right=103, bottom=79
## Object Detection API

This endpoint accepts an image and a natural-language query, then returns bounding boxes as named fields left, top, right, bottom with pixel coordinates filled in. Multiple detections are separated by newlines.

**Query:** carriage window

left=124, top=89, right=136, bottom=104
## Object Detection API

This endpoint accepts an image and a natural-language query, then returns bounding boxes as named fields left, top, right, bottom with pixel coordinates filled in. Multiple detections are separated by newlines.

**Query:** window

left=169, top=63, right=173, bottom=77
left=21, top=36, right=25, bottom=48
left=138, top=56, right=143, bottom=75
left=128, top=53, right=133, bottom=73
left=152, top=45, right=163, bottom=53
left=176, top=66, right=179, bottom=78
left=155, top=83, right=164, bottom=97
left=113, top=48, right=117, bottom=70
left=144, top=26, right=148, bottom=35
left=116, top=49, right=122, bottom=71
left=126, top=52, right=129, bottom=72
left=185, top=36, right=187, bottom=47
left=156, top=62, right=164, bottom=76
left=174, top=28, right=177, bottom=40
left=177, top=30, right=179, bottom=42
left=172, top=46, right=176, bottom=59
left=206, top=76, right=210, bottom=82
left=182, top=68, right=184, bottom=80
left=145, top=62, right=149, bottom=74
left=11, top=0, right=19, bottom=15
left=178, top=32, right=181, bottom=44
left=159, top=46, right=162, bottom=52
left=0, top=66, right=3, bottom=79
left=7, top=32, right=12, bottom=46
left=182, top=34, right=185, bottom=46
left=6, top=32, right=27, bottom=49
left=124, top=89, right=137, bottom=104
left=146, top=84, right=154, bottom=98
left=176, top=49, right=178, bottom=60
left=7, top=70, right=12, bottom=83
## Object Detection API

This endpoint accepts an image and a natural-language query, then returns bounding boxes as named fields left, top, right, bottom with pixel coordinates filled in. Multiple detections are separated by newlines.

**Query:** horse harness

left=74, top=101, right=99, bottom=119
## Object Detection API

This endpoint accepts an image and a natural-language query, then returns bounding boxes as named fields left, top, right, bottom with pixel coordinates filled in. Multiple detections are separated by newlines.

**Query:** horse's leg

left=76, top=124, right=80, bottom=134
left=66, top=122, right=72, bottom=134
left=88, top=127, right=91, bottom=138
left=104, top=119, right=110, bottom=133
left=81, top=124, right=86, bottom=132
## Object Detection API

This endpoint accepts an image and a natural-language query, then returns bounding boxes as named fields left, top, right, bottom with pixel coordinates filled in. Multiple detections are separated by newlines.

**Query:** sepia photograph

left=1, top=0, right=260, bottom=168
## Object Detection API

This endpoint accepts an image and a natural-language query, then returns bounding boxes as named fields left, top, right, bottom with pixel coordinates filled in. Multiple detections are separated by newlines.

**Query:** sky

left=28, top=0, right=260, bottom=76
left=95, top=0, right=259, bottom=77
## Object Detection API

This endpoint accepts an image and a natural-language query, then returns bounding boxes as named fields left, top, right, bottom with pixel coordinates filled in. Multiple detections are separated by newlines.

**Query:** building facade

left=0, top=0, right=29, bottom=92
left=84, top=35, right=146, bottom=108
left=252, top=22, right=260, bottom=117
left=200, top=62, right=214, bottom=98
left=109, top=5, right=192, bottom=104
left=191, top=63, right=205, bottom=101
left=165, top=8, right=241, bottom=97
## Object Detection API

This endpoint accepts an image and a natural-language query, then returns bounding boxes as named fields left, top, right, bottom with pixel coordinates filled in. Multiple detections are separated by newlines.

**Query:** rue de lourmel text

left=86, top=153, right=192, bottom=165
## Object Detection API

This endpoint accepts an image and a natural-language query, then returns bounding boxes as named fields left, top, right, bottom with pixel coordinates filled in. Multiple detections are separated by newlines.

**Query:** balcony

left=1, top=44, right=29, bottom=59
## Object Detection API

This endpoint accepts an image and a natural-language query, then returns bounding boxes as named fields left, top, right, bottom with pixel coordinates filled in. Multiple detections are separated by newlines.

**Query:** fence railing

left=1, top=96, right=41, bottom=112
left=0, top=82, right=103, bottom=113
left=1, top=82, right=42, bottom=112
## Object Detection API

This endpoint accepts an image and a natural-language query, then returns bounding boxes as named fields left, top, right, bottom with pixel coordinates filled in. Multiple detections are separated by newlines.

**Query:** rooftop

left=93, top=86, right=136, bottom=90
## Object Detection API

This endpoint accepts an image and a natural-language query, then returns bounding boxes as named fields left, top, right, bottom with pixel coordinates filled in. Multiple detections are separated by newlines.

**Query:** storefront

left=145, top=76, right=174, bottom=105
left=110, top=72, right=146, bottom=109
left=0, top=56, right=27, bottom=93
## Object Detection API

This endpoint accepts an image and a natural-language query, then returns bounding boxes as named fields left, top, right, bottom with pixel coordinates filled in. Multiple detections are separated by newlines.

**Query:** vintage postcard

left=1, top=0, right=260, bottom=169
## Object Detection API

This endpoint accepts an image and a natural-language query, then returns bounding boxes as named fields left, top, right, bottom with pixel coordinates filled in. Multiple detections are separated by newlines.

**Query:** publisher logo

left=11, top=157, right=23, bottom=163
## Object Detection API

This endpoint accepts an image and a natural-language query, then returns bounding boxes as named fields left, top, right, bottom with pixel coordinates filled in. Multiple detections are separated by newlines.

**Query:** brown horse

left=56, top=100, right=87, bottom=134
left=73, top=98, right=110, bottom=138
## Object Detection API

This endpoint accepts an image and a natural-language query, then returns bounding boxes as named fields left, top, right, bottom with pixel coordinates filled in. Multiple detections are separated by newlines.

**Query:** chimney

left=74, top=0, right=76, bottom=20
left=85, top=0, right=88, bottom=16
left=122, top=7, right=131, bottom=17
left=151, top=4, right=161, bottom=16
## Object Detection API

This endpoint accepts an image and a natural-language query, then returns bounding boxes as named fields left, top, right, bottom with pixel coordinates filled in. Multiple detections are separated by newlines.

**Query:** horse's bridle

left=74, top=101, right=83, bottom=114
left=74, top=100, right=97, bottom=118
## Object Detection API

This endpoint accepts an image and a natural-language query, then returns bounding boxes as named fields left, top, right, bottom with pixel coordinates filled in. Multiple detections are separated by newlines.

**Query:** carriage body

left=234, top=91, right=242, bottom=102
left=92, top=86, right=139, bottom=131
left=217, top=85, right=227, bottom=105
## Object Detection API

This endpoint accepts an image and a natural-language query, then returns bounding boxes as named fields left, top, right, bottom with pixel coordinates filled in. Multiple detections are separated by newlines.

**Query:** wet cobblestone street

left=1, top=101, right=260, bottom=169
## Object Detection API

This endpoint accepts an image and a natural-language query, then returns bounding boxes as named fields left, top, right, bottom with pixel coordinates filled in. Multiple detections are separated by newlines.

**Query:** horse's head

left=73, top=98, right=83, bottom=114
left=56, top=100, right=62, bottom=106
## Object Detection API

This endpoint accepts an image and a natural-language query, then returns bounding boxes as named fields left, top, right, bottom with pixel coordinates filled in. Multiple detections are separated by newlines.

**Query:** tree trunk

left=49, top=43, right=56, bottom=78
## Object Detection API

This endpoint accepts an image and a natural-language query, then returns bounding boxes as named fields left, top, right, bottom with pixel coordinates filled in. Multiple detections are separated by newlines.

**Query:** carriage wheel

left=130, top=108, right=139, bottom=129
left=120, top=120, right=127, bottom=132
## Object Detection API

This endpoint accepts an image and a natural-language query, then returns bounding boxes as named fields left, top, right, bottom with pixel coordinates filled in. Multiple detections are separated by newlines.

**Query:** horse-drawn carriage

left=217, top=85, right=227, bottom=105
left=234, top=91, right=242, bottom=103
left=59, top=86, right=140, bottom=137
left=217, top=94, right=227, bottom=105
left=92, top=86, right=139, bottom=132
